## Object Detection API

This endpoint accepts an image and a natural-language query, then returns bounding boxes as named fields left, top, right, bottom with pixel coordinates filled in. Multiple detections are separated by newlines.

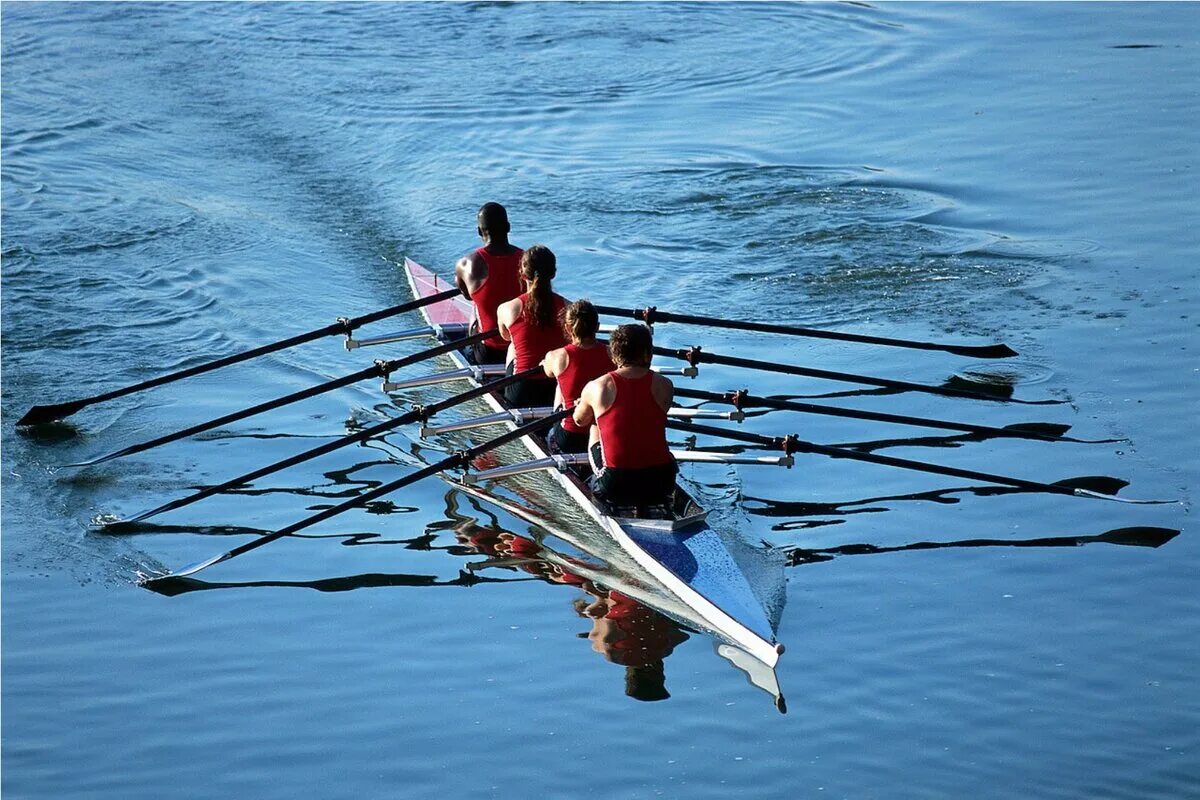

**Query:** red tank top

left=471, top=246, right=523, bottom=350
left=508, top=292, right=568, bottom=375
left=558, top=343, right=616, bottom=433
left=596, top=371, right=672, bottom=469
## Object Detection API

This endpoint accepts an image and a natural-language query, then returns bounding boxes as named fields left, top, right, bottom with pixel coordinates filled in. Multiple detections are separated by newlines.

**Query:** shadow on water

left=127, top=467, right=1179, bottom=711
left=742, top=477, right=1134, bottom=531
left=143, top=491, right=697, bottom=706
left=784, top=526, right=1180, bottom=567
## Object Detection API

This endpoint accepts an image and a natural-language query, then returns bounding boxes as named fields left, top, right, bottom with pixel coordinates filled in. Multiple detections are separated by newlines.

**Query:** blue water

left=3, top=3, right=1197, bottom=798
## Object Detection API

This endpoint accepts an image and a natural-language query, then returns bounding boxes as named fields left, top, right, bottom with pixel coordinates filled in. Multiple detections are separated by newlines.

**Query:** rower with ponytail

left=496, top=244, right=570, bottom=407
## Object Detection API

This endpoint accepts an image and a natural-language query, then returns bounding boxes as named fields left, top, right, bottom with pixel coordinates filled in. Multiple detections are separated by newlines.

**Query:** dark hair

left=625, top=662, right=670, bottom=701
left=608, top=323, right=652, bottom=367
left=562, top=299, right=599, bottom=342
left=520, top=244, right=558, bottom=328
left=477, top=202, right=509, bottom=236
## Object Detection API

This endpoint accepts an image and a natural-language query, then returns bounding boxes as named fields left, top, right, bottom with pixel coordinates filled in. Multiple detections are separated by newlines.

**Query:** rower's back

left=455, top=202, right=523, bottom=364
left=579, top=323, right=678, bottom=512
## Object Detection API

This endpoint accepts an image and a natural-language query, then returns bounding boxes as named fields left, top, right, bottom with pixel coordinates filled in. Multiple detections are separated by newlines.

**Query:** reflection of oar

left=668, top=419, right=1176, bottom=505
left=594, top=304, right=1017, bottom=358
left=66, top=329, right=495, bottom=467
left=139, top=409, right=569, bottom=585
left=786, top=526, right=1181, bottom=566
left=144, top=569, right=534, bottom=597
left=675, top=387, right=1119, bottom=443
left=17, top=288, right=461, bottom=427
left=106, top=367, right=544, bottom=526
left=653, top=346, right=1062, bottom=405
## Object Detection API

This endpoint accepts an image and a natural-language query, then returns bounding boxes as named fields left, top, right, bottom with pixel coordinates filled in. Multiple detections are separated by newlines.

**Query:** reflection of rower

left=454, top=202, right=523, bottom=365
left=576, top=589, right=690, bottom=702
left=496, top=245, right=569, bottom=407
left=542, top=300, right=615, bottom=454
left=573, top=324, right=679, bottom=512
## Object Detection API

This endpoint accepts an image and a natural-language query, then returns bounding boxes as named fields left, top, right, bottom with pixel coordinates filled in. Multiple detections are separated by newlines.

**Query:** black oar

left=674, top=387, right=1121, bottom=444
left=67, top=329, right=495, bottom=467
left=140, top=409, right=569, bottom=584
left=17, top=288, right=462, bottom=427
left=668, top=419, right=1174, bottom=504
left=109, top=366, right=544, bottom=525
left=595, top=304, right=1017, bottom=359
left=654, top=345, right=1062, bottom=405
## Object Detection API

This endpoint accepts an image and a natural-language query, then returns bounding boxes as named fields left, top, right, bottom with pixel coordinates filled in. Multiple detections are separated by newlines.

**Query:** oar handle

left=594, top=304, right=1017, bottom=359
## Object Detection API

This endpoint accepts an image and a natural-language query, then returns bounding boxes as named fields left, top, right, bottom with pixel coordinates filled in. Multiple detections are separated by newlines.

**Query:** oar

left=139, top=409, right=569, bottom=585
left=654, top=345, right=1062, bottom=405
left=67, top=329, right=495, bottom=467
left=786, top=526, right=1181, bottom=566
left=668, top=419, right=1175, bottom=505
left=107, top=366, right=545, bottom=525
left=17, top=288, right=462, bottom=427
left=674, top=387, right=1121, bottom=444
left=594, top=304, right=1017, bottom=359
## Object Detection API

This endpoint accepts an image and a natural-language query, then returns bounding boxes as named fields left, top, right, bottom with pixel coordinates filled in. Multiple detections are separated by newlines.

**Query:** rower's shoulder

left=544, top=345, right=569, bottom=373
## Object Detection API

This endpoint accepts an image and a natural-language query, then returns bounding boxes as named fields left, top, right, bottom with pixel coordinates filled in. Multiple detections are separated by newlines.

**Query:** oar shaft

left=147, top=409, right=569, bottom=581
left=72, top=329, right=495, bottom=466
left=126, top=366, right=544, bottom=522
left=654, top=346, right=1052, bottom=404
left=668, top=419, right=1073, bottom=496
left=16, top=288, right=462, bottom=426
left=673, top=387, right=1067, bottom=441
left=595, top=304, right=1017, bottom=359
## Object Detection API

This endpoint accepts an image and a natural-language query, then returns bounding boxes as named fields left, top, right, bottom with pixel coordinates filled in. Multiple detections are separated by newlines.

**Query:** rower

left=496, top=244, right=569, bottom=407
left=454, top=202, right=523, bottom=365
left=542, top=299, right=615, bottom=454
left=573, top=324, right=678, bottom=513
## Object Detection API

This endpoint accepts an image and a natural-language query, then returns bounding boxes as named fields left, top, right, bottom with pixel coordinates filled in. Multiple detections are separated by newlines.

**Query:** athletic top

left=471, top=246, right=523, bottom=351
left=508, top=292, right=568, bottom=376
left=595, top=371, right=672, bottom=469
left=558, top=343, right=616, bottom=433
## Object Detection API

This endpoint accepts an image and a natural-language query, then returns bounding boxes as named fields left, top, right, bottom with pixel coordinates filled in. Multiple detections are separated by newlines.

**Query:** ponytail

left=520, top=244, right=558, bottom=328
left=562, top=299, right=599, bottom=343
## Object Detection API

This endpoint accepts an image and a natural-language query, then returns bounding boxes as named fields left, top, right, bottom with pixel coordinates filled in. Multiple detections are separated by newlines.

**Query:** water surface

left=3, top=3, right=1197, bottom=798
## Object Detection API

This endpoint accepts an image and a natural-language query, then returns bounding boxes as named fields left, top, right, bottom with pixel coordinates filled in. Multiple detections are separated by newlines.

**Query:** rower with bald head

left=573, top=324, right=678, bottom=512
left=496, top=244, right=569, bottom=408
left=455, top=202, right=524, bottom=365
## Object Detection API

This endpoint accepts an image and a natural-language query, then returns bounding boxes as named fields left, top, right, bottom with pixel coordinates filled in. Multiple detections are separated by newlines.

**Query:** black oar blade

left=1051, top=475, right=1129, bottom=496
left=954, top=343, right=1019, bottom=359
left=941, top=374, right=1015, bottom=399
left=17, top=400, right=86, bottom=427
left=139, top=574, right=207, bottom=597
left=1004, top=422, right=1072, bottom=438
left=1096, top=526, right=1180, bottom=548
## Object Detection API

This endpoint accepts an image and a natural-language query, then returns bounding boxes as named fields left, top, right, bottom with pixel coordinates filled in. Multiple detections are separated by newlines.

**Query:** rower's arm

left=455, top=251, right=484, bottom=299
left=497, top=297, right=521, bottom=342
left=573, top=382, right=598, bottom=428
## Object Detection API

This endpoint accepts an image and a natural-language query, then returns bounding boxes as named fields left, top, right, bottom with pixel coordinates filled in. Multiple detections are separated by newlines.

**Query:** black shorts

left=589, top=442, right=678, bottom=508
left=468, top=319, right=508, bottom=365
left=548, top=421, right=590, bottom=455
left=502, top=362, right=557, bottom=408
left=471, top=340, right=508, bottom=365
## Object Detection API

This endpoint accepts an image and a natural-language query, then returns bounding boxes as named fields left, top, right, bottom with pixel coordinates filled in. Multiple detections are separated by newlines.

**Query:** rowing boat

left=400, top=258, right=786, bottom=673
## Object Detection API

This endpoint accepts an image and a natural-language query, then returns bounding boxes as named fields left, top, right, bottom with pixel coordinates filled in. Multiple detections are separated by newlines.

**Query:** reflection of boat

left=399, top=259, right=785, bottom=699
